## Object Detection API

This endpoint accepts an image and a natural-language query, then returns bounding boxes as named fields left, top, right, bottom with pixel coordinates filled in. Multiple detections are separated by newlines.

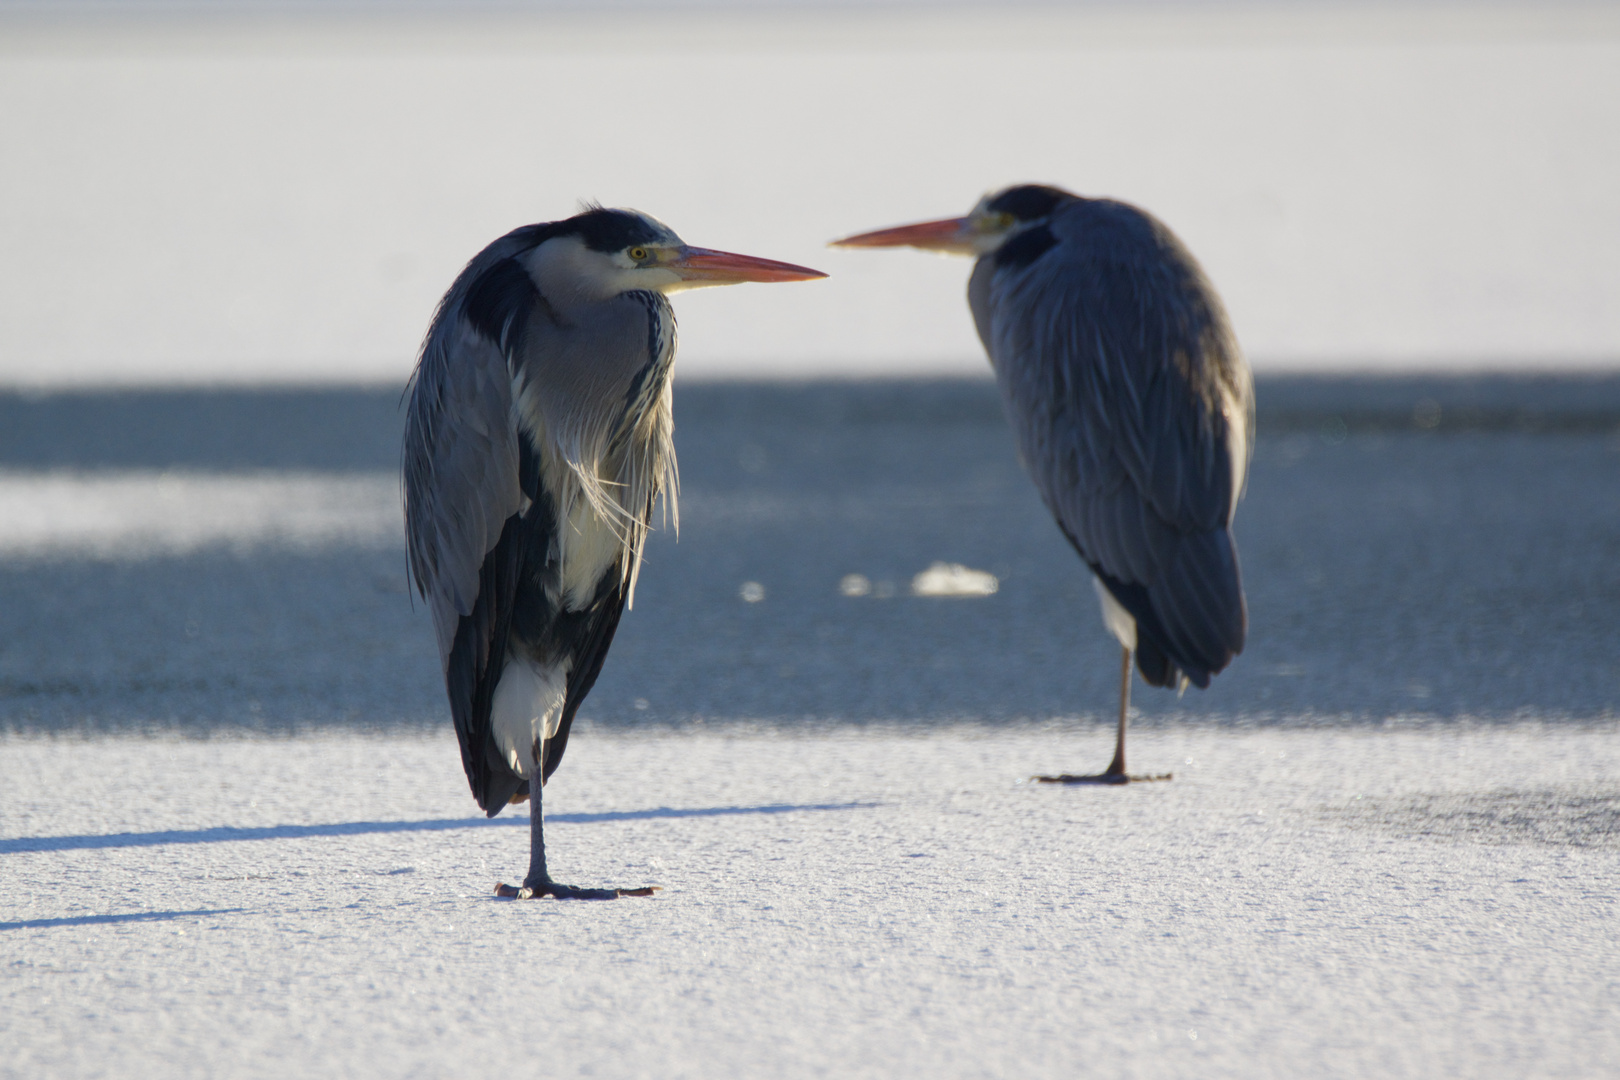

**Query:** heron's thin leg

left=520, top=770, right=553, bottom=893
left=1104, top=645, right=1130, bottom=777
left=1032, top=643, right=1168, bottom=784
left=494, top=745, right=658, bottom=900
left=515, top=758, right=617, bottom=900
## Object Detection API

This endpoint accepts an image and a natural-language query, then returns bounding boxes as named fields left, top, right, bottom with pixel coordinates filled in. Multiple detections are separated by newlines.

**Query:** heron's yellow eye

left=628, top=246, right=649, bottom=262
left=995, top=213, right=1016, bottom=230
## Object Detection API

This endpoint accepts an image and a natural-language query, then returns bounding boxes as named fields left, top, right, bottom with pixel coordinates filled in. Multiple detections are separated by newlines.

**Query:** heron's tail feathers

left=1151, top=527, right=1247, bottom=680
left=1134, top=638, right=1208, bottom=690
left=1092, top=525, right=1245, bottom=692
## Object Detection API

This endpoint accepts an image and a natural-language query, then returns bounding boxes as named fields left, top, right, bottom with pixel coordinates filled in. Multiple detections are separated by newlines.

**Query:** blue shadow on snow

left=0, top=801, right=880, bottom=855
left=1, top=908, right=248, bottom=931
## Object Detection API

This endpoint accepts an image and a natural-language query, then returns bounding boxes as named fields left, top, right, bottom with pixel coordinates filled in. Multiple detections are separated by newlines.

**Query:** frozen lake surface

left=1, top=376, right=1617, bottom=1076
left=4, top=725, right=1618, bottom=1078
left=0, top=376, right=1616, bottom=730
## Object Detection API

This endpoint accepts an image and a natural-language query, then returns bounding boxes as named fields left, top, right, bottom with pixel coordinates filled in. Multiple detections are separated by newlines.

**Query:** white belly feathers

left=493, top=284, right=678, bottom=775
left=1092, top=576, right=1138, bottom=651
left=492, top=461, right=627, bottom=778
left=490, top=653, right=569, bottom=780
left=556, top=483, right=627, bottom=611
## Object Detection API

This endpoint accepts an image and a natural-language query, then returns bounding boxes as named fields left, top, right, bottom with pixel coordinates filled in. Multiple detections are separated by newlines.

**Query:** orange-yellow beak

left=830, top=217, right=977, bottom=255
left=669, top=247, right=827, bottom=285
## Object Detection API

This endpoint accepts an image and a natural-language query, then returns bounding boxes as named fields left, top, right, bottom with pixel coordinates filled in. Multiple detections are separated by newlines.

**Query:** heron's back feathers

left=970, top=196, right=1251, bottom=687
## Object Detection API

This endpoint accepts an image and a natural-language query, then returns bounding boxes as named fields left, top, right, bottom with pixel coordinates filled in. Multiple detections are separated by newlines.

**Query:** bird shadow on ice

left=0, top=802, right=879, bottom=855
left=548, top=801, right=880, bottom=824
left=0, top=908, right=247, bottom=932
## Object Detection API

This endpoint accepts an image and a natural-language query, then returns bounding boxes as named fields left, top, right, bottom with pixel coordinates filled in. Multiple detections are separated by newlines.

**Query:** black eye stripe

left=986, top=184, right=1074, bottom=222
left=564, top=209, right=670, bottom=253
left=496, top=209, right=673, bottom=268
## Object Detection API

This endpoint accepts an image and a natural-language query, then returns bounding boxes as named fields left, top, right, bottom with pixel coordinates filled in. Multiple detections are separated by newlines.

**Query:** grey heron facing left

left=405, top=206, right=825, bottom=899
left=834, top=185, right=1251, bottom=783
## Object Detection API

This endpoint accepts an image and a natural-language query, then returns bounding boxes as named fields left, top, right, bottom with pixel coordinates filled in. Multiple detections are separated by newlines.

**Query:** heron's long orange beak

left=830, top=217, right=977, bottom=255
left=670, top=247, right=827, bottom=284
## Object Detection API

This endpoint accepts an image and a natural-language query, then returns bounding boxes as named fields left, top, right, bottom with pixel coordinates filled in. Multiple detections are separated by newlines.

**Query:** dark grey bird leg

left=1104, top=644, right=1131, bottom=778
left=493, top=756, right=659, bottom=900
left=1034, top=646, right=1171, bottom=785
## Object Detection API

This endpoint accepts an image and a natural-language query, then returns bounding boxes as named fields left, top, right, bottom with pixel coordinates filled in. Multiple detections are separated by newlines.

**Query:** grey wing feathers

left=403, top=298, right=524, bottom=668
left=403, top=235, right=536, bottom=808
left=979, top=199, right=1252, bottom=686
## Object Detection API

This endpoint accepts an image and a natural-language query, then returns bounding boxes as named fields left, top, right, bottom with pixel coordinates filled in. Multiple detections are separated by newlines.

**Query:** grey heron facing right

left=835, top=185, right=1251, bottom=783
left=405, top=206, right=824, bottom=898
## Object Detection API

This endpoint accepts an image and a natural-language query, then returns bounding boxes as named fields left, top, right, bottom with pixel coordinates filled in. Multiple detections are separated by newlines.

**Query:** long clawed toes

left=493, top=881, right=661, bottom=900
left=1032, top=772, right=1173, bottom=784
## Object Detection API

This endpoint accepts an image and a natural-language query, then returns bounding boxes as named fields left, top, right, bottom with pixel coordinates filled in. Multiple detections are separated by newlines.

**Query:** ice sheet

left=3, top=725, right=1618, bottom=1078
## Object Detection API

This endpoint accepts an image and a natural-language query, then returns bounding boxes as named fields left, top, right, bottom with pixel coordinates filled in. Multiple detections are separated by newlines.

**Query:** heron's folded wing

left=984, top=201, right=1250, bottom=678
left=404, top=319, right=523, bottom=665
left=404, top=297, right=528, bottom=810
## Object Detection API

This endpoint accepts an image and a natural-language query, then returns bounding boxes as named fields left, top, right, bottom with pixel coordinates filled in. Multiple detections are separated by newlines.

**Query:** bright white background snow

left=4, top=725, right=1618, bottom=1078
left=0, top=1, right=1616, bottom=386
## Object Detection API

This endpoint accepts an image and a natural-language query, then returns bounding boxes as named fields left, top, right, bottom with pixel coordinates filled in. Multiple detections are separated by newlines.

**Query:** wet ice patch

left=910, top=562, right=998, bottom=598
left=0, top=470, right=401, bottom=560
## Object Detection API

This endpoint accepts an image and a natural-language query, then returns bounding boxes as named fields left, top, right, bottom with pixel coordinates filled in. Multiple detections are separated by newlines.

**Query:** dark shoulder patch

left=987, top=184, right=1075, bottom=222
left=464, top=257, right=539, bottom=355
left=561, top=208, right=666, bottom=253
left=518, top=430, right=542, bottom=503
left=994, top=225, right=1058, bottom=270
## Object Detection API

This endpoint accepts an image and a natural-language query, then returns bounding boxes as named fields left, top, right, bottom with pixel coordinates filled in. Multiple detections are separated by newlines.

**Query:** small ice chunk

left=839, top=573, right=872, bottom=597
left=910, top=562, right=998, bottom=598
left=739, top=581, right=766, bottom=603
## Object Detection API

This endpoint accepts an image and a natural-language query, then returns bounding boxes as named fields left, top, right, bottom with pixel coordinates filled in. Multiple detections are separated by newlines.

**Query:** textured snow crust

left=3, top=724, right=1617, bottom=1079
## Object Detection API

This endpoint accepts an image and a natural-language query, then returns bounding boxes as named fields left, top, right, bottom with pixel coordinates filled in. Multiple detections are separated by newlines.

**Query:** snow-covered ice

left=3, top=724, right=1617, bottom=1078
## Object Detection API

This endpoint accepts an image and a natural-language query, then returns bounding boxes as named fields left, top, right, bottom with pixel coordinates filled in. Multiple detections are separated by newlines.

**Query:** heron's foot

left=493, top=878, right=660, bottom=900
left=1032, top=771, right=1172, bottom=785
